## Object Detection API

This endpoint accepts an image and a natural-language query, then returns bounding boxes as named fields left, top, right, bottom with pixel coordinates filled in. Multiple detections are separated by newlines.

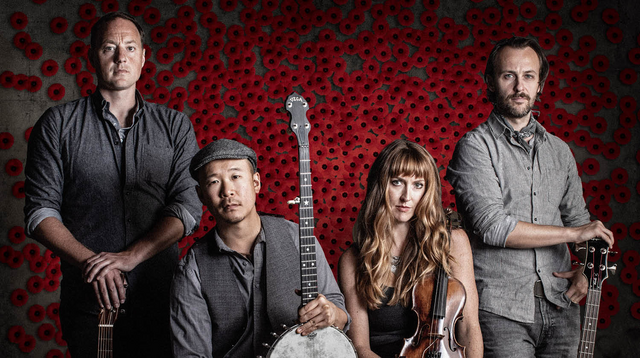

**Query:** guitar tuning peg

left=572, top=261, right=584, bottom=266
left=286, top=197, right=300, bottom=205
left=271, top=332, right=278, bottom=338
left=609, top=251, right=618, bottom=255
left=576, top=246, right=586, bottom=251
left=608, top=264, right=617, bottom=275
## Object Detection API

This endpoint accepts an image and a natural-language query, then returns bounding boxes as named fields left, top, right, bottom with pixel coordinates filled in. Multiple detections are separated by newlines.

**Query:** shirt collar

left=213, top=226, right=266, bottom=254
left=487, top=110, right=547, bottom=143
left=91, top=89, right=146, bottom=124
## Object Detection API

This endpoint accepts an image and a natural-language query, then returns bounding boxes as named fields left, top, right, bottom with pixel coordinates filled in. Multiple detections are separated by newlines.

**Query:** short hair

left=484, top=36, right=549, bottom=103
left=90, top=11, right=145, bottom=51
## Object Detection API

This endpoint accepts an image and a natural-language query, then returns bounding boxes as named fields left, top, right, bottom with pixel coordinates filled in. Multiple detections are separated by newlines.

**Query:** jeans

left=479, top=297, right=580, bottom=358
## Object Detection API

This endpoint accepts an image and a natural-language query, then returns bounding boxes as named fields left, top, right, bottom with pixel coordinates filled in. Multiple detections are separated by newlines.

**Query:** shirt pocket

left=544, top=165, right=567, bottom=207
left=140, top=144, right=173, bottom=186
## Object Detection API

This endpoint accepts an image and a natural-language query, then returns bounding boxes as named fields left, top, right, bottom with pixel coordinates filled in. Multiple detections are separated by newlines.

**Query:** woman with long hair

left=338, top=139, right=483, bottom=358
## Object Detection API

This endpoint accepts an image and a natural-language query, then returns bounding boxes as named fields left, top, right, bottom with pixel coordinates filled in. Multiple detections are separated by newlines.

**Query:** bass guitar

left=577, top=238, right=615, bottom=358
left=259, top=92, right=357, bottom=358
left=97, top=307, right=119, bottom=358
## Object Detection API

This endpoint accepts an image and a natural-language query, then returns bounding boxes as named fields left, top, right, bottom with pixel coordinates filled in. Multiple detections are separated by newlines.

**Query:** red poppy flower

left=602, top=142, right=620, bottom=160
left=46, top=349, right=64, bottom=358
left=554, top=29, right=573, bottom=47
left=619, top=114, right=636, bottom=131
left=13, top=32, right=32, bottom=52
left=39, top=60, right=58, bottom=78
left=570, top=5, right=589, bottom=22
left=10, top=12, right=28, bottom=30
left=21, top=243, right=40, bottom=262
left=612, top=185, right=631, bottom=204
left=4, top=158, right=23, bottom=177
left=591, top=55, right=609, bottom=72
left=25, top=42, right=43, bottom=60
left=79, top=83, right=95, bottom=97
left=220, top=0, right=238, bottom=11
left=606, top=27, right=623, bottom=44
left=64, top=58, right=82, bottom=75
left=582, top=158, right=599, bottom=175
left=72, top=20, right=91, bottom=39
left=0, top=71, right=15, bottom=89
left=19, top=334, right=36, bottom=353
left=543, top=13, right=561, bottom=30
left=481, top=7, right=500, bottom=25
left=128, top=1, right=146, bottom=17
left=45, top=262, right=62, bottom=280
left=101, top=0, right=119, bottom=13
left=13, top=74, right=28, bottom=91
left=49, top=17, right=68, bottom=34
left=517, top=2, right=537, bottom=19
left=7, top=226, right=25, bottom=245
left=28, top=304, right=46, bottom=323
left=610, top=168, right=629, bottom=187
left=37, top=323, right=56, bottom=341
left=27, top=275, right=44, bottom=294
left=44, top=278, right=60, bottom=292
left=47, top=83, right=65, bottom=101
left=77, top=3, right=96, bottom=20
left=629, top=48, right=640, bottom=65
left=12, top=180, right=25, bottom=199
left=143, top=7, right=161, bottom=25
left=11, top=288, right=29, bottom=307
left=631, top=222, right=640, bottom=240
left=0, top=131, right=15, bottom=150
left=623, top=250, right=639, bottom=268
left=612, top=127, right=632, bottom=145
left=620, top=68, right=637, bottom=85
left=545, top=0, right=563, bottom=11
left=621, top=267, right=638, bottom=284
left=8, top=325, right=25, bottom=344
left=195, top=0, right=213, bottom=13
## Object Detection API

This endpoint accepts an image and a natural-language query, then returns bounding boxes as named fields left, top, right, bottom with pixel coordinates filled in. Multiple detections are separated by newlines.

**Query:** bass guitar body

left=400, top=268, right=466, bottom=358
left=267, top=324, right=358, bottom=358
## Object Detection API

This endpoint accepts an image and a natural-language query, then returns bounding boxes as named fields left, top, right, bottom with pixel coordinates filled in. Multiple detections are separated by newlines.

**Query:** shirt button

left=534, top=218, right=538, bottom=222
left=242, top=262, right=247, bottom=266
left=527, top=166, right=531, bottom=170
left=533, top=192, right=536, bottom=196
left=114, top=141, right=119, bottom=145
left=537, top=269, right=541, bottom=273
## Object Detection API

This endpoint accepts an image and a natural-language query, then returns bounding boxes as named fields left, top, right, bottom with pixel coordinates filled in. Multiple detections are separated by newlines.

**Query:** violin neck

left=431, top=266, right=449, bottom=319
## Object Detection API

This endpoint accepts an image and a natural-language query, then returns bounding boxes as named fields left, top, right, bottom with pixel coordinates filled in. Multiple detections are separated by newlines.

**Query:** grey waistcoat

left=192, top=215, right=301, bottom=357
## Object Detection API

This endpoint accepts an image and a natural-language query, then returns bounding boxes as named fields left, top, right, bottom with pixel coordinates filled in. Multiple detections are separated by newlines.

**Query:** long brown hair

left=353, top=139, right=452, bottom=309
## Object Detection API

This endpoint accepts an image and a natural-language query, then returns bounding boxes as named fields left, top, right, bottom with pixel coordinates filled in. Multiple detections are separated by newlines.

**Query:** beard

left=495, top=92, right=534, bottom=120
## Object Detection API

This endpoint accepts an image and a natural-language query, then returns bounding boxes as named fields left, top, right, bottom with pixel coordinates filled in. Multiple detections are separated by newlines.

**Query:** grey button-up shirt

left=24, top=90, right=202, bottom=313
left=446, top=110, right=590, bottom=323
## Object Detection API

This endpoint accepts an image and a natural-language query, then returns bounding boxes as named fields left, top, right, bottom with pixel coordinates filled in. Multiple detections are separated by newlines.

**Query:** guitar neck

left=578, top=287, right=602, bottom=358
left=297, top=143, right=318, bottom=306
left=97, top=308, right=118, bottom=358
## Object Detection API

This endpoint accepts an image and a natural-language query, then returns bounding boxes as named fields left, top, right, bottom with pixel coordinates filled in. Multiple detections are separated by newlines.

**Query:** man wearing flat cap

left=169, top=139, right=349, bottom=357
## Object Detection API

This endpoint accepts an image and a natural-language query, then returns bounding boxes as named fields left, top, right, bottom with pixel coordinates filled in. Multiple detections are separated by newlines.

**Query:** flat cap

left=189, top=139, right=257, bottom=179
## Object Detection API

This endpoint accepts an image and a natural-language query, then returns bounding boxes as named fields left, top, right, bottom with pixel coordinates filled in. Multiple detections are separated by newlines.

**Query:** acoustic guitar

left=258, top=92, right=357, bottom=358
left=577, top=238, right=615, bottom=358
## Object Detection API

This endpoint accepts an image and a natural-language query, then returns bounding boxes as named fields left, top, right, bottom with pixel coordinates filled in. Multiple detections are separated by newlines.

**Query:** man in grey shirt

left=446, top=37, right=613, bottom=357
left=24, top=12, right=201, bottom=357
left=170, top=139, right=349, bottom=357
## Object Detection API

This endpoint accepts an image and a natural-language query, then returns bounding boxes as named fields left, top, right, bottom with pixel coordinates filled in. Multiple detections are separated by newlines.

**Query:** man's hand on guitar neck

left=296, top=293, right=348, bottom=336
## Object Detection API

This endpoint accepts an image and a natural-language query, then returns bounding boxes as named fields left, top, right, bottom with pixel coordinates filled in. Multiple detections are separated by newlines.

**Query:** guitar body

left=260, top=92, right=358, bottom=358
left=267, top=325, right=357, bottom=358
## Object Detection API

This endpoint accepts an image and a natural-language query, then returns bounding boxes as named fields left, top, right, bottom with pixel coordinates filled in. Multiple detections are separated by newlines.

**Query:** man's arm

left=33, top=217, right=127, bottom=310
left=505, top=220, right=613, bottom=248
left=170, top=249, right=213, bottom=357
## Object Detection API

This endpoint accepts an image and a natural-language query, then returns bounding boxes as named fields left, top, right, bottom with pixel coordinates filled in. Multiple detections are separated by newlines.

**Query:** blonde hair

left=353, top=139, right=452, bottom=309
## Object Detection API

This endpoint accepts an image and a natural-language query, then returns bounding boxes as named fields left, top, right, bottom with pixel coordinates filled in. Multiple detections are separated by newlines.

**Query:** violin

left=398, top=266, right=466, bottom=358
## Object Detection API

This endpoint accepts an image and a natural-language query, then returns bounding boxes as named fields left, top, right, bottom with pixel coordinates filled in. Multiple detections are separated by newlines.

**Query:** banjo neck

left=286, top=92, right=318, bottom=307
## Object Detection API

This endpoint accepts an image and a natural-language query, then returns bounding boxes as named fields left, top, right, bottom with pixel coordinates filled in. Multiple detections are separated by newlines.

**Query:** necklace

left=391, top=255, right=401, bottom=274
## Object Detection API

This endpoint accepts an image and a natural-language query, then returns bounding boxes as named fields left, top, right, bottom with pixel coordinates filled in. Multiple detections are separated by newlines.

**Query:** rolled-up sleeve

left=163, top=114, right=202, bottom=237
left=446, top=134, right=515, bottom=247
left=170, top=249, right=212, bottom=357
left=24, top=108, right=65, bottom=237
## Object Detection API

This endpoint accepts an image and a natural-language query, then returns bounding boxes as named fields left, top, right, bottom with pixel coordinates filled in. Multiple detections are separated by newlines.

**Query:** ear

left=253, top=172, right=261, bottom=194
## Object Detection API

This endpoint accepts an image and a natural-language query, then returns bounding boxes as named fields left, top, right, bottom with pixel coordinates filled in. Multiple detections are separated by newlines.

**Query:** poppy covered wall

left=0, top=0, right=638, bottom=356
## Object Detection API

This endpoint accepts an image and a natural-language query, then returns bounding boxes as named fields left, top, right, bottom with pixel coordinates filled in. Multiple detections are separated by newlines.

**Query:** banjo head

left=266, top=324, right=358, bottom=358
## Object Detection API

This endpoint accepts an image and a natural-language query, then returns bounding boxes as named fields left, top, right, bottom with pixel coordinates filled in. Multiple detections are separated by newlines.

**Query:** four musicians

left=23, top=10, right=613, bottom=358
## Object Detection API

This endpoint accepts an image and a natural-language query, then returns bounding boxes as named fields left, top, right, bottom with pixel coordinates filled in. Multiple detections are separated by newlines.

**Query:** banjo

left=258, top=92, right=357, bottom=358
